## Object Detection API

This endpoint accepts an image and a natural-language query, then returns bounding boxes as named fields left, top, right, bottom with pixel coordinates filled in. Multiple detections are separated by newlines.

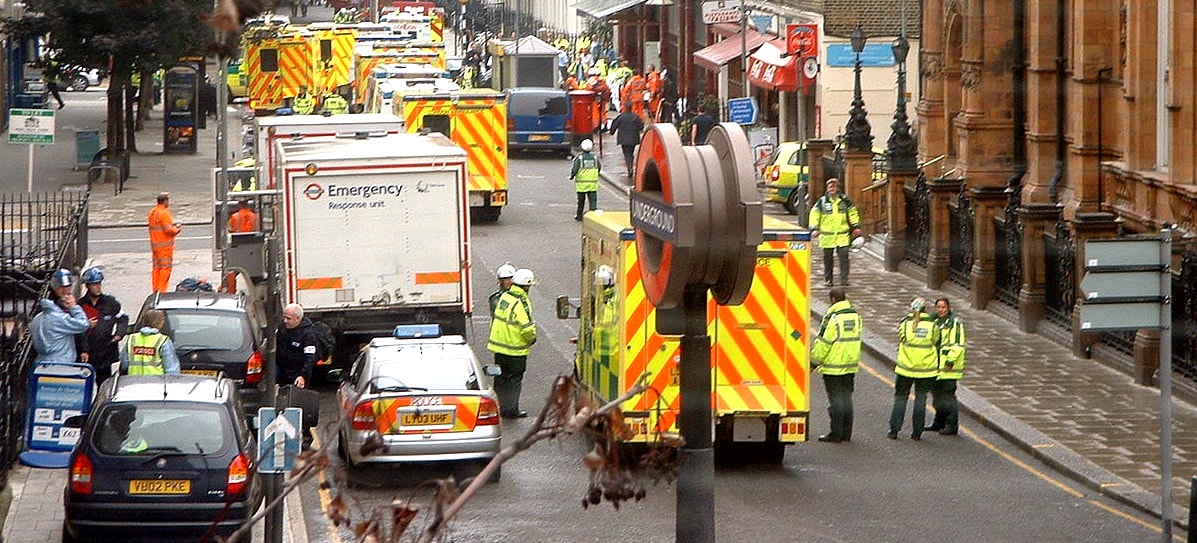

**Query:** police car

left=334, top=325, right=503, bottom=482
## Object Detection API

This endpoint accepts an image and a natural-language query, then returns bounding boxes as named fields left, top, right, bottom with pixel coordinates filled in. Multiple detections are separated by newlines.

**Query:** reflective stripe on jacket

left=808, top=195, right=861, bottom=249
left=936, top=314, right=967, bottom=380
left=488, top=285, right=536, bottom=356
left=896, top=313, right=940, bottom=378
left=812, top=300, right=863, bottom=375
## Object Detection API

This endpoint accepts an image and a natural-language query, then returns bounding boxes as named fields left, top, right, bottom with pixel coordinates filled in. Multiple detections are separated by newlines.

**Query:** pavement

left=2, top=88, right=1194, bottom=540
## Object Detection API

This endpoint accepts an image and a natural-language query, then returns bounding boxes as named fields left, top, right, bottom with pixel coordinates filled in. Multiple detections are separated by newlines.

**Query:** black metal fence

left=0, top=190, right=88, bottom=488
left=993, top=203, right=1023, bottom=307
left=903, top=171, right=930, bottom=265
left=1176, top=246, right=1197, bottom=381
left=1042, top=220, right=1076, bottom=326
left=948, top=187, right=974, bottom=288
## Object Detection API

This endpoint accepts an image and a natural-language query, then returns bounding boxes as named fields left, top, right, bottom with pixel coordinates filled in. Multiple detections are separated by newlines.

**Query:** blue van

left=506, top=87, right=571, bottom=153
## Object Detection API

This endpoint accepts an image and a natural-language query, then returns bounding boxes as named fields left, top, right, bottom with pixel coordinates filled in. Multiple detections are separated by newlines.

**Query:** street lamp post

left=844, top=24, right=872, bottom=152
left=457, top=0, right=470, bottom=56
left=887, top=31, right=916, bottom=170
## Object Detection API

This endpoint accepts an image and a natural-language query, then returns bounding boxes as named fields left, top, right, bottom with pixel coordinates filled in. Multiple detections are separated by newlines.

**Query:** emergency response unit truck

left=253, top=113, right=404, bottom=189
left=272, top=132, right=472, bottom=370
left=563, top=212, right=811, bottom=463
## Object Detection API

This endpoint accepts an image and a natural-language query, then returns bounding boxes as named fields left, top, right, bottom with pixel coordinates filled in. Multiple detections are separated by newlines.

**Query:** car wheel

left=785, top=187, right=804, bottom=217
left=473, top=459, right=501, bottom=483
left=61, top=521, right=79, bottom=543
left=67, top=75, right=88, bottom=92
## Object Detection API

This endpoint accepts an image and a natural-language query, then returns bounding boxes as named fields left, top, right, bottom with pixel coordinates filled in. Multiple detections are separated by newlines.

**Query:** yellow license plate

left=528, top=134, right=551, bottom=142
left=129, top=479, right=191, bottom=495
left=490, top=191, right=507, bottom=205
left=182, top=369, right=218, bottom=377
left=401, top=411, right=453, bottom=426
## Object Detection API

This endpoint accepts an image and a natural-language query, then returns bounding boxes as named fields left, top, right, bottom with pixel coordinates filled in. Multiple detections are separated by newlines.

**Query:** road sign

left=727, top=97, right=758, bottom=125
left=258, top=407, right=302, bottom=473
left=786, top=23, right=818, bottom=57
left=701, top=0, right=741, bottom=24
left=9, top=109, right=55, bottom=144
left=1084, top=238, right=1164, bottom=269
left=1079, top=302, right=1164, bottom=331
left=1079, top=270, right=1163, bottom=301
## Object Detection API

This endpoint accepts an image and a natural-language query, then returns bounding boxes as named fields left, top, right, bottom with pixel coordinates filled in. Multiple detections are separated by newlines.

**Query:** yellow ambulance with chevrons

left=564, top=212, right=811, bottom=463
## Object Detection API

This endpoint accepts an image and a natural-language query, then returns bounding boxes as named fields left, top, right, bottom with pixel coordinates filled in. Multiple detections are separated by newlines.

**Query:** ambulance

left=400, top=90, right=508, bottom=222
left=564, top=212, right=812, bottom=463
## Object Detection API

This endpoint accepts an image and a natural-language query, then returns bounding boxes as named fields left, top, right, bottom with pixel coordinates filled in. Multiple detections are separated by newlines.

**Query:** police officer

left=79, top=267, right=129, bottom=383
left=887, top=297, right=941, bottom=440
left=571, top=139, right=601, bottom=221
left=488, top=268, right=537, bottom=418
left=120, top=309, right=181, bottom=375
left=277, top=303, right=319, bottom=388
left=809, top=178, right=862, bottom=287
left=31, top=269, right=92, bottom=364
left=488, top=263, right=517, bottom=314
left=292, top=85, right=315, bottom=115
left=321, top=92, right=348, bottom=115
left=811, top=287, right=863, bottom=443
left=927, top=297, right=966, bottom=435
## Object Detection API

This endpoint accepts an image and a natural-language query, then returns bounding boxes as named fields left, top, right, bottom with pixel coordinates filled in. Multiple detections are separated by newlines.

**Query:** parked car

left=335, top=324, right=503, bottom=481
left=62, top=67, right=105, bottom=92
left=762, top=141, right=888, bottom=219
left=136, top=291, right=266, bottom=416
left=62, top=374, right=262, bottom=543
left=506, top=87, right=571, bottom=154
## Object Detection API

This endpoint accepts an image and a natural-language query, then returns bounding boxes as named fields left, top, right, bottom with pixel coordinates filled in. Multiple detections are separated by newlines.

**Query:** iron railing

left=1042, top=220, right=1076, bottom=326
left=903, top=171, right=930, bottom=265
left=993, top=201, right=1022, bottom=308
left=947, top=186, right=974, bottom=288
left=1175, top=246, right=1197, bottom=381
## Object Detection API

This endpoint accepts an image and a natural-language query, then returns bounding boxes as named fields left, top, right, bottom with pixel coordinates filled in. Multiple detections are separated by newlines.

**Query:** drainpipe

left=1096, top=66, right=1112, bottom=213
left=1046, top=0, right=1065, bottom=204
left=1008, top=0, right=1027, bottom=202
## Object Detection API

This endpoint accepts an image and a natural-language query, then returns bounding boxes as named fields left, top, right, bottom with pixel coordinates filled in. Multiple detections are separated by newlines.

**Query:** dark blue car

left=506, top=87, right=571, bottom=154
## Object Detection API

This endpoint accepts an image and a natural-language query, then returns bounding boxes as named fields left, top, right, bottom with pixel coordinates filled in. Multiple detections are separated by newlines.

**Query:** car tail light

left=477, top=397, right=500, bottom=426
left=70, top=454, right=93, bottom=494
left=227, top=453, right=249, bottom=496
left=351, top=401, right=376, bottom=430
left=769, top=167, right=780, bottom=182
left=565, top=116, right=573, bottom=133
left=246, top=351, right=263, bottom=384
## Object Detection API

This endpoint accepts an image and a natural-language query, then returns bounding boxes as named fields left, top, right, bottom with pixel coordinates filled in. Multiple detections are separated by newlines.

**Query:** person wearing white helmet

left=488, top=263, right=518, bottom=314
left=488, top=268, right=538, bottom=418
left=887, top=297, right=941, bottom=440
left=571, top=138, right=602, bottom=221
left=30, top=269, right=92, bottom=365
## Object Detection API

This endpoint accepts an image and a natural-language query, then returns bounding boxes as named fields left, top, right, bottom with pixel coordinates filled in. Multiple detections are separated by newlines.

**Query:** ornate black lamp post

left=887, top=31, right=916, bottom=170
left=844, top=24, right=873, bottom=152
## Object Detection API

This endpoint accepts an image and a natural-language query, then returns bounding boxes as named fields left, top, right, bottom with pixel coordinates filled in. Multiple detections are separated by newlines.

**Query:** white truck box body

left=254, top=114, right=404, bottom=189
left=275, top=133, right=471, bottom=334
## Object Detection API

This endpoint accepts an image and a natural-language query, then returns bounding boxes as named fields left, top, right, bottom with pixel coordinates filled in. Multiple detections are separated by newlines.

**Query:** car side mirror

left=64, top=415, right=86, bottom=429
left=327, top=369, right=344, bottom=382
left=556, top=295, right=581, bottom=319
left=484, top=364, right=502, bottom=377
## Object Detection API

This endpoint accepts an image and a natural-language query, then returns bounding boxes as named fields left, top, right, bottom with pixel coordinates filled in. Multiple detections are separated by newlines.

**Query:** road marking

left=310, top=432, right=345, bottom=543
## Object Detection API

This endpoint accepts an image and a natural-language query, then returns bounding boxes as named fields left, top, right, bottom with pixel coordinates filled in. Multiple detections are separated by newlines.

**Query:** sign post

left=258, top=407, right=302, bottom=543
left=9, top=108, right=56, bottom=193
left=1078, top=232, right=1172, bottom=541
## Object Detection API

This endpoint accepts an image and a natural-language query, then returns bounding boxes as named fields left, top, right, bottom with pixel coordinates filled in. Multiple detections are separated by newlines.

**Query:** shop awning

left=576, top=0, right=647, bottom=19
left=692, top=30, right=770, bottom=72
left=747, top=40, right=798, bottom=92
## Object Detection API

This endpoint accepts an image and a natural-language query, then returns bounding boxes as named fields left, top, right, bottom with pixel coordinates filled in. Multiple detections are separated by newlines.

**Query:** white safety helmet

left=910, top=297, right=927, bottom=313
left=580, top=139, right=593, bottom=152
left=595, top=264, right=614, bottom=287
left=512, top=268, right=536, bottom=287
left=496, top=263, right=517, bottom=279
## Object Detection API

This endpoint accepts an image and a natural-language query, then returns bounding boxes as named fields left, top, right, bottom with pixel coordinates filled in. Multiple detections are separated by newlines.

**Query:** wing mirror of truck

left=555, top=296, right=581, bottom=319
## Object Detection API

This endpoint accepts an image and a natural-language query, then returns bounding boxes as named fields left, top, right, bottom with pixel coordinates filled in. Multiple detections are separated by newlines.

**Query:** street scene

left=1, top=0, right=1195, bottom=542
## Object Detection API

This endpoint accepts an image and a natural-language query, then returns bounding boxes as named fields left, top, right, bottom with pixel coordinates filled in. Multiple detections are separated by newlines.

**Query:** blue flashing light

left=393, top=324, right=442, bottom=339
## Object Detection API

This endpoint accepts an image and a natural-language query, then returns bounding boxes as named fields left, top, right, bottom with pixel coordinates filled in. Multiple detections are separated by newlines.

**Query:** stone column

left=1014, top=203, right=1061, bottom=331
left=806, top=139, right=836, bottom=204
left=840, top=150, right=873, bottom=225
left=883, top=169, right=915, bottom=271
left=925, top=177, right=963, bottom=289
left=1069, top=212, right=1120, bottom=358
left=968, top=186, right=1009, bottom=310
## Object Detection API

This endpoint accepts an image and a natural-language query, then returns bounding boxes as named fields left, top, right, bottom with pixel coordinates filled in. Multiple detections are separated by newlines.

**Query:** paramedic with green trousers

left=811, top=287, right=863, bottom=443
left=571, top=138, right=601, bottom=220
left=888, top=297, right=940, bottom=440
left=808, top=178, right=862, bottom=286
left=120, top=309, right=181, bottom=375
left=488, top=268, right=537, bottom=419
left=927, top=297, right=966, bottom=435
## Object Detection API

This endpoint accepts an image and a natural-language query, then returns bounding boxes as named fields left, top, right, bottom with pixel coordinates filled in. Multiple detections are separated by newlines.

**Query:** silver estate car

left=335, top=325, right=503, bottom=481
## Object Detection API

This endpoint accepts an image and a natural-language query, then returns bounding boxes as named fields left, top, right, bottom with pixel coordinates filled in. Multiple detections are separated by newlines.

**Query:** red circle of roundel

left=304, top=183, right=324, bottom=200
left=634, top=127, right=674, bottom=306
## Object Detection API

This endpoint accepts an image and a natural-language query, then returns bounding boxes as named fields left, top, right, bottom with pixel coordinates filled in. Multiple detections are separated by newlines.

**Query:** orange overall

left=148, top=204, right=181, bottom=292
left=646, top=69, right=662, bottom=122
left=622, top=75, right=648, bottom=122
left=223, top=207, right=259, bottom=292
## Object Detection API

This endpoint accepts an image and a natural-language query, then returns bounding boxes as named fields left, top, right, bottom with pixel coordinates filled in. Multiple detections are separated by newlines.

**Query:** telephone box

left=163, top=65, right=199, bottom=154
left=568, top=90, right=597, bottom=147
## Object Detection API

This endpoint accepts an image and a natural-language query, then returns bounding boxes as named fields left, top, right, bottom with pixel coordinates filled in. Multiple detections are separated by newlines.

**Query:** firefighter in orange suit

left=148, top=192, right=182, bottom=293
left=621, top=68, right=648, bottom=122
left=586, top=68, right=611, bottom=130
left=645, top=65, right=662, bottom=123
left=224, top=199, right=259, bottom=293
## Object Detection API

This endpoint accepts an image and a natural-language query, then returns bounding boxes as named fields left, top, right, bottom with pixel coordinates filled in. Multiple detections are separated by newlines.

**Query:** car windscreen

left=367, top=354, right=480, bottom=391
left=93, top=403, right=231, bottom=456
left=509, top=92, right=567, bottom=117
left=161, top=310, right=251, bottom=352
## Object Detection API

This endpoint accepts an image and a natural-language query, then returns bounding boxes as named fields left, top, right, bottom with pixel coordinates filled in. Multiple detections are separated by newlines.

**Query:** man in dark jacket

left=277, top=303, right=318, bottom=388
left=608, top=101, right=645, bottom=179
left=79, top=267, right=128, bottom=384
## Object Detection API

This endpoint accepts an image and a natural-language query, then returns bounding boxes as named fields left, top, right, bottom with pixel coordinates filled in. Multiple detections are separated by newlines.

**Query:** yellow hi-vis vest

left=895, top=314, right=940, bottom=378
left=936, top=314, right=967, bottom=380
left=809, top=194, right=861, bottom=249
left=487, top=286, right=536, bottom=356
left=322, top=94, right=348, bottom=114
left=812, top=300, right=862, bottom=375
left=126, top=332, right=168, bottom=375
left=572, top=152, right=600, bottom=193
left=293, top=93, right=315, bottom=115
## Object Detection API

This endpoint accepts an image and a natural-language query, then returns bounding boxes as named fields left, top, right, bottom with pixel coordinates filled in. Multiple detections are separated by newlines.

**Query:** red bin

left=568, top=90, right=597, bottom=146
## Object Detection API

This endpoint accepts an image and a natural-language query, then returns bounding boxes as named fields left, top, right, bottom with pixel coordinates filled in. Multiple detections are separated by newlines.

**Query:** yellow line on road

left=309, top=433, right=344, bottom=543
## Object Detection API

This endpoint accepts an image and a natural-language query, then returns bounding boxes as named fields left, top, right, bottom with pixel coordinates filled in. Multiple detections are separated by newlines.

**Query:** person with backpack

left=277, top=303, right=318, bottom=388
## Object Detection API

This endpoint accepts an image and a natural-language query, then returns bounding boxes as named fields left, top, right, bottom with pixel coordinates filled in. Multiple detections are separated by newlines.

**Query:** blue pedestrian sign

left=258, top=407, right=303, bottom=473
left=20, top=362, right=94, bottom=468
left=727, top=97, right=758, bottom=126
